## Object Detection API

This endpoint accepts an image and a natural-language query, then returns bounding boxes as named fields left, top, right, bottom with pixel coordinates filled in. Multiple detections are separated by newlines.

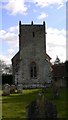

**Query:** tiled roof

left=11, top=51, right=20, bottom=65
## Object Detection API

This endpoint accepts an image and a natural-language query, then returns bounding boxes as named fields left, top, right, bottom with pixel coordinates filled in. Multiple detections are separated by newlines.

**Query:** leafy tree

left=0, top=60, right=6, bottom=85
left=65, top=60, right=68, bottom=87
left=65, top=60, right=68, bottom=72
left=0, top=60, right=12, bottom=74
left=0, top=60, right=6, bottom=73
left=0, top=60, right=12, bottom=85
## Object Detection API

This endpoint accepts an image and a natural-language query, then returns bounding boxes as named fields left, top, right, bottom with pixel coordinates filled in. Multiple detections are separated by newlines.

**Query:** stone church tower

left=12, top=21, right=52, bottom=87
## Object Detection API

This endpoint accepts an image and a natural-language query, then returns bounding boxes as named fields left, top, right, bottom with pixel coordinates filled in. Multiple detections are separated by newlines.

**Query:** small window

left=33, top=32, right=35, bottom=37
left=30, top=62, right=37, bottom=78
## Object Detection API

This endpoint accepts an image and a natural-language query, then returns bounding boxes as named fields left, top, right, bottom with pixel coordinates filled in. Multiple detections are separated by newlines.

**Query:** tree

left=65, top=60, right=68, bottom=87
left=54, top=56, right=60, bottom=64
left=0, top=60, right=12, bottom=86
left=65, top=60, right=68, bottom=72
left=0, top=60, right=12, bottom=74
left=0, top=60, right=6, bottom=85
left=0, top=60, right=6, bottom=73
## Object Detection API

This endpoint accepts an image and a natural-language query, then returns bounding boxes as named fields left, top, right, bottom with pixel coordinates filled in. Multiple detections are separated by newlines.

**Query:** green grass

left=2, top=87, right=68, bottom=120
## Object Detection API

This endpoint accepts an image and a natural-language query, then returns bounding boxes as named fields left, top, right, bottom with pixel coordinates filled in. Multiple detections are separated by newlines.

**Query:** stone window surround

left=30, top=61, right=37, bottom=79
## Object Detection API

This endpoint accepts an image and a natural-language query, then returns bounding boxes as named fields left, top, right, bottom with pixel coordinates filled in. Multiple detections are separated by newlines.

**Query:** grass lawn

left=2, top=87, right=68, bottom=120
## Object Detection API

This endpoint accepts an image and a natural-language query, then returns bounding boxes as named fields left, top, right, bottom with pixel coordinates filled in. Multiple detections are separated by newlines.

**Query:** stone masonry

left=12, top=21, right=52, bottom=87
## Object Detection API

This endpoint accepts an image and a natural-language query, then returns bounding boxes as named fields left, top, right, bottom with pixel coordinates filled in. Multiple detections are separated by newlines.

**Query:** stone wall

left=12, top=21, right=52, bottom=86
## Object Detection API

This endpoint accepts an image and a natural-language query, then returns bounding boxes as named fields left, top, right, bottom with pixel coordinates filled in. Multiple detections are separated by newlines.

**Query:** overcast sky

left=0, top=0, right=67, bottom=64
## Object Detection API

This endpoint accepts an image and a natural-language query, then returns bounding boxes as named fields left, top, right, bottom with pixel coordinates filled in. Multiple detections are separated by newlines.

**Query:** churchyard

left=2, top=87, right=67, bottom=119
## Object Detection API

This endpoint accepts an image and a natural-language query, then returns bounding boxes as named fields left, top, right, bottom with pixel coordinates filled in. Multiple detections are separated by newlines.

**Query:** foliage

left=65, top=60, right=68, bottom=72
left=0, top=60, right=12, bottom=85
left=0, top=60, right=12, bottom=74
left=54, top=56, right=60, bottom=64
left=2, top=74, right=13, bottom=85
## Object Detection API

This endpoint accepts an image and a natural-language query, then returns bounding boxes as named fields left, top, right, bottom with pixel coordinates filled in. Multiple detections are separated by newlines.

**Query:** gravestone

left=17, top=84, right=23, bottom=93
left=26, top=92, right=57, bottom=119
left=3, top=84, right=10, bottom=96
left=10, top=84, right=16, bottom=94
left=52, top=80, right=60, bottom=99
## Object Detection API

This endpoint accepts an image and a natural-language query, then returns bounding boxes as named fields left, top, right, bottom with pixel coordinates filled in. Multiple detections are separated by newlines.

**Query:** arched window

left=30, top=62, right=37, bottom=78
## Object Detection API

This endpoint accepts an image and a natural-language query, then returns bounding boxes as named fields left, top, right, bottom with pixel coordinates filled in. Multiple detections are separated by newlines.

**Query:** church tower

left=12, top=21, right=51, bottom=87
